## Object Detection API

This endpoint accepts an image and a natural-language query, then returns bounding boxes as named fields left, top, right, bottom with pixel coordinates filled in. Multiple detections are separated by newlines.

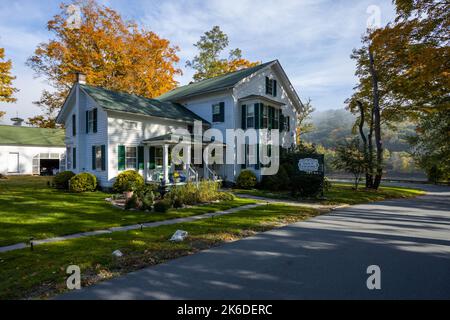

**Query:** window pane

left=247, top=117, right=254, bottom=128
left=213, top=104, right=221, bottom=115
left=247, top=105, right=254, bottom=116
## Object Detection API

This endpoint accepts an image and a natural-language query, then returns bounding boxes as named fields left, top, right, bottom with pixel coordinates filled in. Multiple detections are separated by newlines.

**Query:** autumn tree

left=186, top=26, right=259, bottom=81
left=27, top=0, right=181, bottom=128
left=0, top=47, right=18, bottom=117
left=333, top=138, right=367, bottom=190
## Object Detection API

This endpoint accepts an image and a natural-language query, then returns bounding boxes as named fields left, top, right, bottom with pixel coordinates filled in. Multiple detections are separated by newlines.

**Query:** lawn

left=234, top=182, right=425, bottom=205
left=0, top=203, right=319, bottom=300
left=0, top=176, right=255, bottom=247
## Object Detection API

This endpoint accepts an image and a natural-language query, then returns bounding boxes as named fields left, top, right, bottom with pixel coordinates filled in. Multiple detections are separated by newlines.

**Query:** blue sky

left=0, top=0, right=395, bottom=124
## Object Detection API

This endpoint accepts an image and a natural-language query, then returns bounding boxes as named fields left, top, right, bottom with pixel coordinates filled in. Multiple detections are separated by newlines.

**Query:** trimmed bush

left=53, top=171, right=75, bottom=190
left=198, top=180, right=221, bottom=203
left=113, top=170, right=144, bottom=193
left=154, top=199, right=171, bottom=213
left=218, top=192, right=236, bottom=201
left=69, top=173, right=97, bottom=193
left=236, top=170, right=257, bottom=189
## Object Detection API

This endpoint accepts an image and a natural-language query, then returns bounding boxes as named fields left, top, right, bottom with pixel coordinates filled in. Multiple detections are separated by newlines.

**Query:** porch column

left=163, top=144, right=169, bottom=184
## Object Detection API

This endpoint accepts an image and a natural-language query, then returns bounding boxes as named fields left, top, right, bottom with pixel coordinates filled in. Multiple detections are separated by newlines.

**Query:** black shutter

left=273, top=80, right=277, bottom=97
left=92, top=146, right=96, bottom=170
left=118, top=145, right=125, bottom=171
left=73, top=147, right=77, bottom=169
left=265, top=77, right=270, bottom=94
left=138, top=146, right=144, bottom=170
left=93, top=108, right=98, bottom=133
left=241, top=105, right=247, bottom=129
left=101, top=145, right=106, bottom=171
left=72, top=114, right=76, bottom=136
left=286, top=116, right=290, bottom=131
left=86, top=111, right=89, bottom=133
left=219, top=102, right=225, bottom=122
left=280, top=113, right=285, bottom=131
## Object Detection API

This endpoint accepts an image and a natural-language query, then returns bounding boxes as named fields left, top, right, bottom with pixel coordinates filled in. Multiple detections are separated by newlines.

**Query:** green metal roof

left=157, top=61, right=275, bottom=102
left=79, top=84, right=209, bottom=124
left=0, top=125, right=65, bottom=147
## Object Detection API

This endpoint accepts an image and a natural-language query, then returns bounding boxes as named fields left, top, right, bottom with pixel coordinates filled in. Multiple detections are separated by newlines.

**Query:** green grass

left=0, top=176, right=255, bottom=247
left=0, top=203, right=318, bottom=300
left=234, top=182, right=425, bottom=205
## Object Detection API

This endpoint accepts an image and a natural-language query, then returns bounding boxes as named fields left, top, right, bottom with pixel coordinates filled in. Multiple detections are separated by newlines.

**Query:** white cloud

left=1, top=0, right=396, bottom=124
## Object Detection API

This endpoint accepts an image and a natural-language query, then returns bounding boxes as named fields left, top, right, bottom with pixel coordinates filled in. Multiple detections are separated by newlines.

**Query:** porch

left=142, top=133, right=225, bottom=185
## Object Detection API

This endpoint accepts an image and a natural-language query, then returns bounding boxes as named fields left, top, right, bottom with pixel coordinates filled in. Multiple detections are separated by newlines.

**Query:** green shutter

left=241, top=144, right=247, bottom=169
left=101, top=145, right=106, bottom=171
left=286, top=116, right=290, bottom=131
left=280, top=113, right=285, bottom=131
left=255, top=103, right=260, bottom=129
left=118, top=145, right=125, bottom=171
left=138, top=146, right=144, bottom=170
left=241, top=105, right=247, bottom=129
left=92, top=146, right=96, bottom=170
left=72, top=114, right=76, bottom=136
left=86, top=111, right=89, bottom=133
left=149, top=147, right=156, bottom=170
left=255, top=143, right=260, bottom=170
left=93, top=108, right=98, bottom=133
left=273, top=80, right=277, bottom=97
left=219, top=102, right=225, bottom=122
left=268, top=107, right=273, bottom=129
left=265, top=77, right=270, bottom=94
left=73, top=147, right=77, bottom=169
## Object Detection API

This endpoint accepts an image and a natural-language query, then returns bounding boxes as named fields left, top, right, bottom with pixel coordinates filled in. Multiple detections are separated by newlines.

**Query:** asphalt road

left=59, top=183, right=450, bottom=300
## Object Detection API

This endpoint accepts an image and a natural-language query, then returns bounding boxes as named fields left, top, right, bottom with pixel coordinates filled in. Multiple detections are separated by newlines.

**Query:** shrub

left=218, top=192, right=236, bottom=201
left=69, top=173, right=97, bottom=193
left=323, top=177, right=332, bottom=192
left=0, top=174, right=8, bottom=180
left=154, top=199, right=171, bottom=213
left=260, top=165, right=290, bottom=191
left=291, top=174, right=324, bottom=198
left=236, top=170, right=257, bottom=189
left=113, top=170, right=144, bottom=193
left=198, top=180, right=221, bottom=202
left=53, top=171, right=75, bottom=190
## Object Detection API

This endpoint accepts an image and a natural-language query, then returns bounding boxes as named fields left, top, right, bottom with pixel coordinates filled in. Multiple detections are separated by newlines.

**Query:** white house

left=0, top=124, right=66, bottom=176
left=56, top=60, right=303, bottom=187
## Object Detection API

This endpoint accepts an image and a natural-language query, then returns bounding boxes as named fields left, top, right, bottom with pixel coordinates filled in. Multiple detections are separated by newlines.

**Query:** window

left=212, top=102, right=225, bottom=123
left=95, top=146, right=102, bottom=170
left=265, top=77, right=277, bottom=97
left=262, top=105, right=269, bottom=128
left=67, top=147, right=72, bottom=169
left=284, top=116, right=290, bottom=132
left=86, top=109, right=97, bottom=133
left=126, top=146, right=137, bottom=169
left=273, top=109, right=280, bottom=129
left=72, top=114, right=76, bottom=136
left=155, top=147, right=163, bottom=167
left=246, top=104, right=255, bottom=128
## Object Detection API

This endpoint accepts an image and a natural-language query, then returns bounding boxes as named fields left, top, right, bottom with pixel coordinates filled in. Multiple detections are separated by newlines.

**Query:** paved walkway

left=59, top=183, right=450, bottom=300
left=0, top=203, right=263, bottom=254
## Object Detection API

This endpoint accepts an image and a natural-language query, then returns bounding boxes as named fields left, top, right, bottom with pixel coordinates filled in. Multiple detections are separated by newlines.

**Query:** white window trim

left=125, top=146, right=137, bottom=170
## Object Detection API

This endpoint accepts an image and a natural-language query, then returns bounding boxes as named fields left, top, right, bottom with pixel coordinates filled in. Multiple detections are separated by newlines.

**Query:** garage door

left=8, top=153, right=19, bottom=173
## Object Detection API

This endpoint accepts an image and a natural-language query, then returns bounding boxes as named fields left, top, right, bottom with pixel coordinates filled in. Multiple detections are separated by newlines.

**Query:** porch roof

left=238, top=95, right=285, bottom=106
left=143, top=133, right=227, bottom=146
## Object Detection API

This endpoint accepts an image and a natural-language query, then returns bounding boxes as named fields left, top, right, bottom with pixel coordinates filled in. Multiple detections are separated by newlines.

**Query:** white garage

left=0, top=125, right=66, bottom=176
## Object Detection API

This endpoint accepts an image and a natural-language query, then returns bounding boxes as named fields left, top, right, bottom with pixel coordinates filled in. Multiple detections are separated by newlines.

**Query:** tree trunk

left=368, top=49, right=383, bottom=189
left=367, top=105, right=375, bottom=188
left=356, top=101, right=373, bottom=188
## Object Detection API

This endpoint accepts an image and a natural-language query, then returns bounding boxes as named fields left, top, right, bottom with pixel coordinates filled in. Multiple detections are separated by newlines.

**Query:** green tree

left=408, top=110, right=450, bottom=183
left=333, top=138, right=367, bottom=190
left=186, top=26, right=259, bottom=81
left=296, top=98, right=315, bottom=144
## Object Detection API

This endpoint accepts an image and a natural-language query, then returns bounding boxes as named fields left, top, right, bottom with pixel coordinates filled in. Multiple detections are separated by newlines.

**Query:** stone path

left=0, top=203, right=263, bottom=254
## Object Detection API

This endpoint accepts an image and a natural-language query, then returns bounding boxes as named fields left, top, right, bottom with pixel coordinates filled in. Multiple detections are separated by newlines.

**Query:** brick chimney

left=75, top=72, right=86, bottom=85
